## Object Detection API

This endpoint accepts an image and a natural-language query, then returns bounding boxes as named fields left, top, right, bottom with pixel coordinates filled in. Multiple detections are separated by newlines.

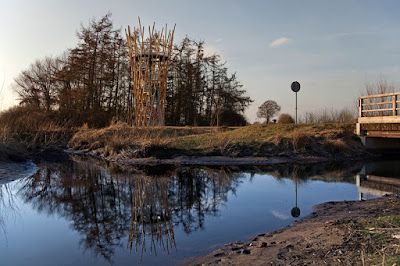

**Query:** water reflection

left=3, top=156, right=400, bottom=265
left=356, top=159, right=400, bottom=200
left=291, top=179, right=300, bottom=218
left=128, top=176, right=175, bottom=260
left=0, top=184, right=19, bottom=239
left=16, top=155, right=244, bottom=263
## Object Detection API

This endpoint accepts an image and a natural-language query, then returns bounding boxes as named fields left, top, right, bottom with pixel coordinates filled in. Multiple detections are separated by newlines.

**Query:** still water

left=0, top=155, right=398, bottom=265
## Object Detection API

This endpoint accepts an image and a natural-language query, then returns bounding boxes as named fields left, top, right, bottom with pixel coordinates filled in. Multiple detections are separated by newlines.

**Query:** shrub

left=278, top=113, right=295, bottom=124
left=220, top=110, right=248, bottom=126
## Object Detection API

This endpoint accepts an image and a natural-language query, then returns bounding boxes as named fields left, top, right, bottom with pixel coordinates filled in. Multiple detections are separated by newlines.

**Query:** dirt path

left=183, top=195, right=400, bottom=265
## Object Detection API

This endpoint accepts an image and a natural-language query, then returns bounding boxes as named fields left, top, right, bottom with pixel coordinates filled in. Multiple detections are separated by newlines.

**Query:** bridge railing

left=358, top=92, right=400, bottom=118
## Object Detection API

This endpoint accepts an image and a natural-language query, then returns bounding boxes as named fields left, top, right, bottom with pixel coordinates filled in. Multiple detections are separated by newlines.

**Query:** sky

left=1, top=0, right=400, bottom=122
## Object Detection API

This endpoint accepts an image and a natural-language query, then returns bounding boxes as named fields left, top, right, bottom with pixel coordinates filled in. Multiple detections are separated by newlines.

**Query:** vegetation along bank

left=65, top=122, right=368, bottom=165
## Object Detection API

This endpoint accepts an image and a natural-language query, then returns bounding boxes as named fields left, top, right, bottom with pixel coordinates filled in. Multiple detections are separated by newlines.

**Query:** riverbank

left=0, top=123, right=371, bottom=164
left=184, top=194, right=400, bottom=265
left=66, top=123, right=370, bottom=164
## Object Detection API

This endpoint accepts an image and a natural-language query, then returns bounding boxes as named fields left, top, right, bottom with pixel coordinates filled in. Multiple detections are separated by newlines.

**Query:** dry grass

left=174, top=123, right=363, bottom=157
left=0, top=106, right=75, bottom=161
left=0, top=105, right=366, bottom=162
left=347, top=215, right=400, bottom=265
left=68, top=123, right=366, bottom=159
left=68, top=122, right=219, bottom=159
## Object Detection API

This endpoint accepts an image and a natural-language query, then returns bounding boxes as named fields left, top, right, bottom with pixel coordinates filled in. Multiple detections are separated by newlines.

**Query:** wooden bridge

left=357, top=92, right=400, bottom=150
left=356, top=158, right=400, bottom=199
left=356, top=174, right=400, bottom=200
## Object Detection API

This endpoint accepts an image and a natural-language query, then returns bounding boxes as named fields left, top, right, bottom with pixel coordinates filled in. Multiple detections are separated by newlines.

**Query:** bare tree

left=13, top=57, right=59, bottom=110
left=11, top=13, right=252, bottom=127
left=257, top=100, right=281, bottom=123
left=299, top=107, right=356, bottom=124
left=166, top=37, right=252, bottom=126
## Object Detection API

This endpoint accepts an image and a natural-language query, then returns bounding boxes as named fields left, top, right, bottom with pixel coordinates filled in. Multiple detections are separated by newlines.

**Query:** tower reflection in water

left=6, top=155, right=388, bottom=264
left=16, top=155, right=243, bottom=263
left=128, top=175, right=176, bottom=260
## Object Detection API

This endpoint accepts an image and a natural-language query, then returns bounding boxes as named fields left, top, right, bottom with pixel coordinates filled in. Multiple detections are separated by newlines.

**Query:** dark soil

left=184, top=195, right=400, bottom=265
left=0, top=142, right=29, bottom=162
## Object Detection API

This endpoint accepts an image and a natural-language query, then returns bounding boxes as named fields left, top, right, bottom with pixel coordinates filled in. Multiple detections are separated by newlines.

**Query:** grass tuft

left=67, top=123, right=366, bottom=159
left=348, top=215, right=400, bottom=265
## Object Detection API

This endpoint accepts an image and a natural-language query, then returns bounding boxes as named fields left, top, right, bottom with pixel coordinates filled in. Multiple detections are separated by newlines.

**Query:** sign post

left=291, top=81, right=301, bottom=124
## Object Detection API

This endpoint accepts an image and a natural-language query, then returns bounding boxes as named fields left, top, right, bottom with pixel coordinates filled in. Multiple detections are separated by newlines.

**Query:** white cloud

left=271, top=210, right=290, bottom=220
left=332, top=32, right=372, bottom=39
left=269, top=37, right=292, bottom=48
left=204, top=45, right=225, bottom=61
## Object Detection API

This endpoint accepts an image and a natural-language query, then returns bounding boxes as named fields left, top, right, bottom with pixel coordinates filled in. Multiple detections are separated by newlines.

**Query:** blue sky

left=1, top=0, right=400, bottom=122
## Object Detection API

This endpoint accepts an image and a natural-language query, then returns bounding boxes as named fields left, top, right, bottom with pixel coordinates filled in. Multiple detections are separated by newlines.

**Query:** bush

left=220, top=110, right=248, bottom=126
left=278, top=113, right=295, bottom=124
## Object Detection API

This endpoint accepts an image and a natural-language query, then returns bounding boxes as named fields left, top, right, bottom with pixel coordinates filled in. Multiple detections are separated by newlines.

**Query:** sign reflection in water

left=2, top=156, right=400, bottom=265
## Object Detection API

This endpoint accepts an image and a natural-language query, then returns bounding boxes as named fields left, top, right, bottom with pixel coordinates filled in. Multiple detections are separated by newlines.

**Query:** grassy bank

left=0, top=106, right=75, bottom=162
left=67, top=122, right=367, bottom=161
left=0, top=106, right=368, bottom=163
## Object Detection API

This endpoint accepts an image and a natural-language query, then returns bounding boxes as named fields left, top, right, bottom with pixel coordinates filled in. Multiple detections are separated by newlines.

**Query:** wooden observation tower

left=126, top=19, right=175, bottom=126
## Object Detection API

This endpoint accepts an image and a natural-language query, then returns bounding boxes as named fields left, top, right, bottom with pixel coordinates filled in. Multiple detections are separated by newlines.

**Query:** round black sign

left=291, top=81, right=300, bottom=92
left=291, top=207, right=301, bottom=218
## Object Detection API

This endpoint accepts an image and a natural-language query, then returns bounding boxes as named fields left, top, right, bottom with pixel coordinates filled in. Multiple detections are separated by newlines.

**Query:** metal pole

left=295, top=92, right=298, bottom=124
left=295, top=180, right=298, bottom=207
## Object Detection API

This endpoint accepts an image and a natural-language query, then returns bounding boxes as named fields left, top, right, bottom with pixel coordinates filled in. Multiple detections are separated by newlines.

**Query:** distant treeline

left=12, top=13, right=252, bottom=127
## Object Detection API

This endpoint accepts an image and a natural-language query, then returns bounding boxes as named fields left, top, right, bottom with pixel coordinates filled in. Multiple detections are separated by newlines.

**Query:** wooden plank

left=362, top=108, right=392, bottom=113
left=366, top=131, right=400, bottom=138
left=358, top=116, right=400, bottom=123
left=359, top=92, right=400, bottom=100
left=362, top=101, right=393, bottom=106
left=367, top=175, right=400, bottom=186
left=358, top=187, right=392, bottom=197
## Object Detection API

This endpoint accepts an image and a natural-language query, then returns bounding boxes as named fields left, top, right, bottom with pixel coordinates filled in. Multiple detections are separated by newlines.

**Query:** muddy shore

left=184, top=195, right=400, bottom=265
left=65, top=148, right=367, bottom=166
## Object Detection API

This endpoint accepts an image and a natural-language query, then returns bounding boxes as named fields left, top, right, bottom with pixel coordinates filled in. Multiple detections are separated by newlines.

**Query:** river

left=0, top=154, right=399, bottom=265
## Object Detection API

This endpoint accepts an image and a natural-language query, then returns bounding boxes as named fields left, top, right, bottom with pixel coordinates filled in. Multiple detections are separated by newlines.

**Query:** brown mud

left=184, top=195, right=400, bottom=265
left=65, top=148, right=368, bottom=166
